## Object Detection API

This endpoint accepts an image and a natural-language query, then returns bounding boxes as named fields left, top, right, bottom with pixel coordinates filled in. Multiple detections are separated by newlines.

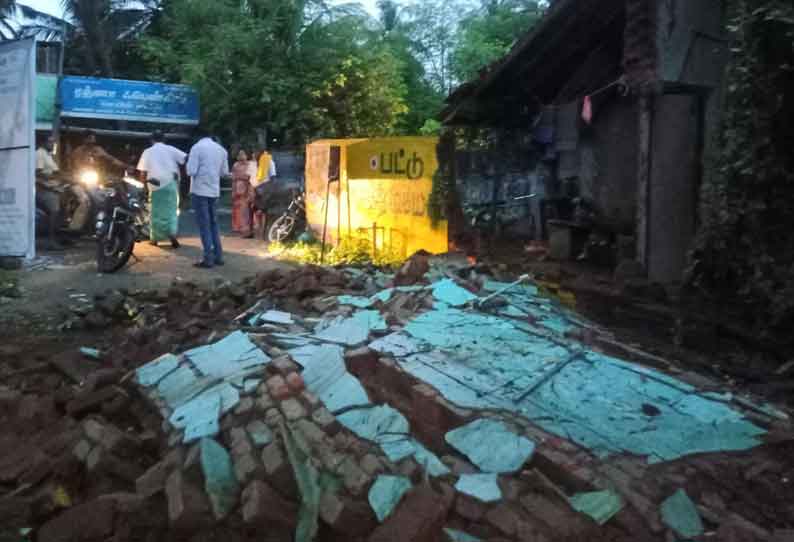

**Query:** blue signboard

left=60, top=76, right=199, bottom=125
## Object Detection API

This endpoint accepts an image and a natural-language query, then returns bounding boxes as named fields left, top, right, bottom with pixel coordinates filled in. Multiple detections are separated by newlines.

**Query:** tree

left=57, top=0, right=163, bottom=77
left=376, top=0, right=445, bottom=133
left=452, top=0, right=546, bottom=82
left=309, top=45, right=408, bottom=137
left=140, top=0, right=406, bottom=143
left=402, top=0, right=466, bottom=95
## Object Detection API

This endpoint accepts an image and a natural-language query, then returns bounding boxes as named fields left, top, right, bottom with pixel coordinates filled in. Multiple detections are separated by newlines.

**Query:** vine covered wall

left=688, top=0, right=794, bottom=340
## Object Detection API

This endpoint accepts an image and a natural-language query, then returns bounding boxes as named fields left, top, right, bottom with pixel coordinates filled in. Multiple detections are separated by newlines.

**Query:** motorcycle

left=35, top=168, right=106, bottom=240
left=94, top=175, right=156, bottom=273
left=268, top=190, right=306, bottom=243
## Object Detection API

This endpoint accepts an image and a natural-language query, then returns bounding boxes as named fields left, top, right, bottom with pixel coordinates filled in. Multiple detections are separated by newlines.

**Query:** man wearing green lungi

left=137, top=131, right=187, bottom=248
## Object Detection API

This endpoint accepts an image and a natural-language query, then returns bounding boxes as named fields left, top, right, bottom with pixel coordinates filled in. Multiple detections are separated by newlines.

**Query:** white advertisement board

left=0, top=38, right=36, bottom=258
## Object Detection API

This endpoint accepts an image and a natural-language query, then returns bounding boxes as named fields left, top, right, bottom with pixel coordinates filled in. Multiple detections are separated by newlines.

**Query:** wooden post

left=372, top=222, right=377, bottom=259
left=636, top=94, right=653, bottom=269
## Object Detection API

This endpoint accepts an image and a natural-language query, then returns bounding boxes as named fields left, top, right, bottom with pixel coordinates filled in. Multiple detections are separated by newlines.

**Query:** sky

left=17, top=0, right=381, bottom=19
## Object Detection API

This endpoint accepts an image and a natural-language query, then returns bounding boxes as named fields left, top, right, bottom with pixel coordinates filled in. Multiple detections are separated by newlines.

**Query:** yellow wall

left=305, top=137, right=448, bottom=257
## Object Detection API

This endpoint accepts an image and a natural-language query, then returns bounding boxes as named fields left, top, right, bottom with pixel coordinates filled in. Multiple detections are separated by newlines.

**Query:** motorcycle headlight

left=123, top=176, right=144, bottom=189
left=80, top=169, right=100, bottom=187
left=95, top=220, right=104, bottom=231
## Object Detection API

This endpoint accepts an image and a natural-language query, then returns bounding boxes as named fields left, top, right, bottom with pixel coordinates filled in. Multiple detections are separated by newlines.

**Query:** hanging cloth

left=582, top=96, right=593, bottom=124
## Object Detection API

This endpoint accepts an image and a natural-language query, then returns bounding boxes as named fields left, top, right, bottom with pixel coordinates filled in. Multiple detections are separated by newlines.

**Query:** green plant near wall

left=688, top=0, right=794, bottom=342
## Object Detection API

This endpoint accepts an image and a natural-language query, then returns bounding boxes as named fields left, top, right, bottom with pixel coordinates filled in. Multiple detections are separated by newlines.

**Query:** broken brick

left=72, top=439, right=93, bottom=463
left=520, top=492, right=590, bottom=537
left=269, top=355, right=300, bottom=376
left=84, top=368, right=123, bottom=391
left=260, top=442, right=299, bottom=499
left=82, top=419, right=141, bottom=458
left=233, top=452, right=264, bottom=485
left=316, top=440, right=347, bottom=472
left=66, top=387, right=120, bottom=417
left=37, top=498, right=116, bottom=542
left=285, top=372, right=306, bottom=392
left=320, top=492, right=378, bottom=536
left=300, top=390, right=321, bottom=411
left=485, top=502, right=525, bottom=537
left=369, top=485, right=452, bottom=542
left=360, top=454, right=385, bottom=476
left=165, top=470, right=213, bottom=533
left=339, top=456, right=372, bottom=495
left=233, top=396, right=254, bottom=415
left=87, top=447, right=145, bottom=483
left=0, top=497, right=31, bottom=528
left=266, top=375, right=291, bottom=400
left=441, top=455, right=478, bottom=476
left=345, top=347, right=378, bottom=378
left=255, top=392, right=275, bottom=411
left=455, top=493, right=488, bottom=521
left=228, top=427, right=253, bottom=457
left=265, top=408, right=285, bottom=428
left=241, top=480, right=298, bottom=527
left=280, top=398, right=307, bottom=421
left=312, top=407, right=341, bottom=436
left=136, top=449, right=185, bottom=499
left=293, top=418, right=326, bottom=446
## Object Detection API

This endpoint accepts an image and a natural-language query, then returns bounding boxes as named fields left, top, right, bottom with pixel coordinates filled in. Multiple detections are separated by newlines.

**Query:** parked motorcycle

left=267, top=190, right=306, bottom=243
left=94, top=175, right=156, bottom=273
left=35, top=169, right=106, bottom=240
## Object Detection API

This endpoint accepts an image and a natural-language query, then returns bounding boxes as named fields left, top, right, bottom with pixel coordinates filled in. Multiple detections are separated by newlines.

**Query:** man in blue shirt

left=186, top=128, right=229, bottom=268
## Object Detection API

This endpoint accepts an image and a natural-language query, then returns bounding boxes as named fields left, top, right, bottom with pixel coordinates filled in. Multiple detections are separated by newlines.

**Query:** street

left=2, top=208, right=289, bottom=329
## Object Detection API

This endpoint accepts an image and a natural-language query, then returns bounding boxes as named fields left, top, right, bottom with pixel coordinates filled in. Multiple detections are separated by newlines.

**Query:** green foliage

left=419, top=119, right=442, bottom=135
left=689, top=0, right=794, bottom=337
left=268, top=236, right=404, bottom=267
left=140, top=1, right=411, bottom=143
left=452, top=0, right=545, bottom=82
left=309, top=45, right=408, bottom=138
left=401, top=0, right=466, bottom=94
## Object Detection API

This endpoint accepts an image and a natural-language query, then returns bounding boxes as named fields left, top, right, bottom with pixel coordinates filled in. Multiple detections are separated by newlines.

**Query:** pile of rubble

left=2, top=255, right=794, bottom=542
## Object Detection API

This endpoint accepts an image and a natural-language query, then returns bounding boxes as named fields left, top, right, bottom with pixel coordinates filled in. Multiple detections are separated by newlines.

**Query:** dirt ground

left=2, top=235, right=794, bottom=542
left=1, top=211, right=294, bottom=333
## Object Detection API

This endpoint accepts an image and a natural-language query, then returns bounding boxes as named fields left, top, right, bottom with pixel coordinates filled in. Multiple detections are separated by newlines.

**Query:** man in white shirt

left=137, top=131, right=187, bottom=249
left=186, top=129, right=229, bottom=268
left=35, top=136, right=66, bottom=249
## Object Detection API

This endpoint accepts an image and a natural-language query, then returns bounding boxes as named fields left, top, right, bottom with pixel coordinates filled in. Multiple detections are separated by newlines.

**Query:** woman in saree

left=231, top=149, right=255, bottom=237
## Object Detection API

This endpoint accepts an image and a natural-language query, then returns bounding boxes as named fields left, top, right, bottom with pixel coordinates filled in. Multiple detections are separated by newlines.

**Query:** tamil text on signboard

left=60, top=76, right=199, bottom=125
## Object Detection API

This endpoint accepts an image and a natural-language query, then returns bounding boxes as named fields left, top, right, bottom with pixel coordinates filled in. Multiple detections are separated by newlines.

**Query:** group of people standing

left=230, top=147, right=276, bottom=239
left=36, top=128, right=277, bottom=270
left=138, top=128, right=277, bottom=269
